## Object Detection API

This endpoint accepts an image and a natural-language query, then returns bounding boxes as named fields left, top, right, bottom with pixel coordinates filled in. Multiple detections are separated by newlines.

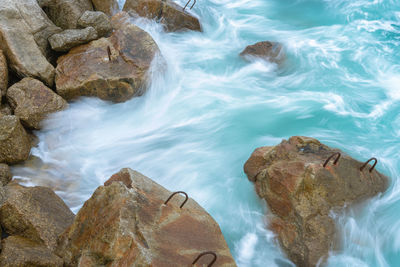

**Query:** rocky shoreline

left=0, top=0, right=390, bottom=266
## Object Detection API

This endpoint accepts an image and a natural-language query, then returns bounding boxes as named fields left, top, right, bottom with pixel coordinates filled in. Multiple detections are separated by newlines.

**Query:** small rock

left=91, top=0, right=120, bottom=16
left=0, top=184, right=75, bottom=249
left=123, top=0, right=201, bottom=32
left=49, top=27, right=98, bottom=52
left=57, top=168, right=237, bottom=266
left=0, top=50, right=8, bottom=98
left=40, top=0, right=94, bottom=29
left=55, top=12, right=162, bottom=103
left=0, top=163, right=12, bottom=186
left=244, top=136, right=389, bottom=266
left=0, top=236, right=63, bottom=267
left=240, top=41, right=284, bottom=63
left=0, top=116, right=32, bottom=164
left=6, top=78, right=68, bottom=129
left=78, top=11, right=113, bottom=37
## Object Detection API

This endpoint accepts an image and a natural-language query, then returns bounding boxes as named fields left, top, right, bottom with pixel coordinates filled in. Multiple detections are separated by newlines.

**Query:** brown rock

left=0, top=116, right=32, bottom=164
left=0, top=104, right=12, bottom=117
left=55, top=12, right=161, bottom=103
left=0, top=50, right=8, bottom=98
left=0, top=184, right=74, bottom=249
left=57, top=168, right=237, bottom=266
left=40, top=0, right=93, bottom=29
left=49, top=27, right=98, bottom=52
left=0, top=163, right=12, bottom=186
left=123, top=0, right=201, bottom=32
left=0, top=0, right=61, bottom=86
left=6, top=78, right=68, bottom=129
left=91, top=0, right=120, bottom=16
left=244, top=136, right=388, bottom=267
left=78, top=11, right=113, bottom=37
left=240, top=41, right=284, bottom=63
left=0, top=236, right=63, bottom=267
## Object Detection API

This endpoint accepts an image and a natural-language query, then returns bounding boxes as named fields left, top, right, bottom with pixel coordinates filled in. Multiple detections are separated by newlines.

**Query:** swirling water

left=12, top=0, right=400, bottom=266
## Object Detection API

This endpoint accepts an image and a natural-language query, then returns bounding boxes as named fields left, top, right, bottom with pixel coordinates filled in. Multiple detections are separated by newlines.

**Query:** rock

left=0, top=50, right=8, bottom=98
left=6, top=78, right=68, bottom=129
left=0, top=236, right=63, bottom=267
left=91, top=0, right=120, bottom=16
left=57, top=168, right=237, bottom=266
left=0, top=183, right=74, bottom=249
left=55, top=12, right=161, bottom=103
left=244, top=136, right=389, bottom=267
left=49, top=27, right=98, bottom=52
left=0, top=164, right=12, bottom=186
left=0, top=0, right=61, bottom=86
left=240, top=41, right=284, bottom=63
left=40, top=0, right=93, bottom=29
left=0, top=104, right=12, bottom=117
left=0, top=116, right=32, bottom=164
left=78, top=11, right=113, bottom=37
left=123, top=0, right=201, bottom=32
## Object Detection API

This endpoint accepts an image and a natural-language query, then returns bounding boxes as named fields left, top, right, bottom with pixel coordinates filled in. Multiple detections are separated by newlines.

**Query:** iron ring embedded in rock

left=192, top=251, right=217, bottom=266
left=360, top=157, right=378, bottom=173
left=323, top=152, right=341, bottom=168
left=183, top=0, right=196, bottom=11
left=164, top=191, right=188, bottom=208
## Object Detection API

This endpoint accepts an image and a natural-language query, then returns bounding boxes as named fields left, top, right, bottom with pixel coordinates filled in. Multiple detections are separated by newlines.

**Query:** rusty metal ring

left=192, top=251, right=217, bottom=266
left=183, top=0, right=196, bottom=11
left=323, top=152, right=341, bottom=168
left=360, top=157, right=378, bottom=173
left=164, top=191, right=188, bottom=208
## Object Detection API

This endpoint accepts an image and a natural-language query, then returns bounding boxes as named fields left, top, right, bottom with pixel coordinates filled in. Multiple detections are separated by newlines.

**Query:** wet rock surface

left=0, top=236, right=63, bottom=267
left=244, top=136, right=388, bottom=267
left=55, top=12, right=161, bottom=103
left=6, top=78, right=68, bottom=129
left=0, top=116, right=32, bottom=164
left=91, top=0, right=120, bottom=17
left=78, top=11, right=113, bottom=37
left=0, top=0, right=61, bottom=86
left=57, top=168, right=237, bottom=266
left=240, top=41, right=284, bottom=63
left=123, top=0, right=201, bottom=32
left=49, top=27, right=98, bottom=52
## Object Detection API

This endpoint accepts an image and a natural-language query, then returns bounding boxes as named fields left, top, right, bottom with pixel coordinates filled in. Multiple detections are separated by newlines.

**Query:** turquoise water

left=12, top=0, right=400, bottom=266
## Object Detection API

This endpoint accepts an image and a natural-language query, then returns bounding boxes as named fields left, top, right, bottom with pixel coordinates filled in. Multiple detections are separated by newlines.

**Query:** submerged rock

left=0, top=116, right=32, bottom=164
left=123, top=0, right=201, bottom=32
left=0, top=50, right=8, bottom=99
left=0, top=236, right=63, bottom=267
left=0, top=183, right=75, bottom=249
left=78, top=11, right=113, bottom=37
left=244, top=136, right=388, bottom=267
left=0, top=163, right=11, bottom=186
left=240, top=41, right=284, bottom=63
left=49, top=27, right=98, bottom=52
left=91, top=0, right=120, bottom=16
left=55, top=12, right=161, bottom=103
left=57, top=168, right=237, bottom=266
left=40, top=0, right=93, bottom=29
left=0, top=0, right=61, bottom=86
left=7, top=78, right=68, bottom=129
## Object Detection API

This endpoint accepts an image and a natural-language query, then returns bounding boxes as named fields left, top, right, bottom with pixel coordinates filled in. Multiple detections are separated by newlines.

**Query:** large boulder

left=40, top=0, right=93, bottom=29
left=49, top=27, right=98, bottom=52
left=91, top=0, right=120, bottom=16
left=123, top=0, right=201, bottom=32
left=240, top=41, right=284, bottom=63
left=6, top=78, right=68, bottom=129
left=0, top=0, right=61, bottom=86
left=55, top=12, right=161, bottom=103
left=0, top=184, right=75, bottom=249
left=0, top=50, right=8, bottom=98
left=0, top=163, right=12, bottom=186
left=57, top=168, right=237, bottom=266
left=78, top=11, right=113, bottom=37
left=0, top=236, right=63, bottom=267
left=244, top=136, right=389, bottom=267
left=0, top=116, right=32, bottom=164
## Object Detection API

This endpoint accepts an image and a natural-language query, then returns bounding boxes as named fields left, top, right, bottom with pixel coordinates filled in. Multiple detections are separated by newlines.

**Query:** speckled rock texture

left=78, top=11, right=113, bottom=37
left=49, top=27, right=98, bottom=52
